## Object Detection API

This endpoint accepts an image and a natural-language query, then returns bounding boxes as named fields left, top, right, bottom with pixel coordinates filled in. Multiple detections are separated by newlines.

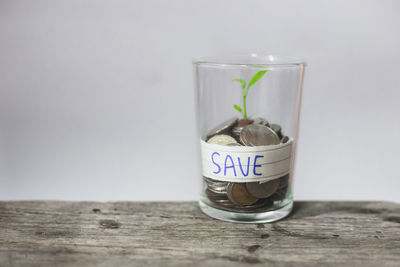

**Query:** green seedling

left=233, top=70, right=268, bottom=120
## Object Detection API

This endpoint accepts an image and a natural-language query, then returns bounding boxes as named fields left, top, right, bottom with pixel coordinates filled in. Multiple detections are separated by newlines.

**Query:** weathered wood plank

left=0, top=201, right=399, bottom=266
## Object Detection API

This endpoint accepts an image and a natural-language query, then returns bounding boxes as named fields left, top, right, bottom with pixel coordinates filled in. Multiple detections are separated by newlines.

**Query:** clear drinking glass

left=193, top=54, right=306, bottom=223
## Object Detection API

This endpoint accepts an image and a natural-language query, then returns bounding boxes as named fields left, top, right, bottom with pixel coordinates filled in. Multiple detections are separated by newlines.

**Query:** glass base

left=199, top=200, right=293, bottom=224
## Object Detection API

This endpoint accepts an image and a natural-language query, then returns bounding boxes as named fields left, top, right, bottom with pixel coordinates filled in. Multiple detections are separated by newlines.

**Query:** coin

left=232, top=126, right=243, bottom=138
left=253, top=117, right=270, bottom=127
left=206, top=189, right=227, bottom=200
left=270, top=187, right=288, bottom=201
left=246, top=179, right=279, bottom=198
left=206, top=117, right=239, bottom=140
left=281, top=136, right=289, bottom=144
left=207, top=184, right=228, bottom=194
left=207, top=134, right=237, bottom=145
left=204, top=177, right=226, bottom=186
left=217, top=202, right=236, bottom=208
left=205, top=189, right=234, bottom=206
left=227, top=183, right=259, bottom=206
left=269, top=123, right=283, bottom=139
left=204, top=177, right=228, bottom=194
left=240, top=124, right=280, bottom=146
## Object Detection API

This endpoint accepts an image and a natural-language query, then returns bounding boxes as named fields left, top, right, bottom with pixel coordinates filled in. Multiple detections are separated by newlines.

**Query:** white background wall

left=1, top=0, right=399, bottom=202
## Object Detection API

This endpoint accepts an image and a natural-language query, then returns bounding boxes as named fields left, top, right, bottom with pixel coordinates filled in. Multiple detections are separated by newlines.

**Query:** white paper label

left=200, top=139, right=293, bottom=183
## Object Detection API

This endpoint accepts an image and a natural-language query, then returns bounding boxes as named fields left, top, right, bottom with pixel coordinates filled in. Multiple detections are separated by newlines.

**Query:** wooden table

left=1, top=201, right=399, bottom=266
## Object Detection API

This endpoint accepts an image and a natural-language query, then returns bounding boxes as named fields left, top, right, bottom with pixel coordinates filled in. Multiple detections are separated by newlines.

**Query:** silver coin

left=269, top=123, right=283, bottom=138
left=253, top=117, right=270, bottom=127
left=246, top=179, right=279, bottom=199
left=207, top=134, right=237, bottom=145
left=204, top=178, right=228, bottom=194
left=232, top=126, right=243, bottom=138
left=207, top=181, right=227, bottom=189
left=205, top=189, right=226, bottom=199
left=204, top=177, right=226, bottom=186
left=208, top=184, right=228, bottom=194
left=206, top=180, right=228, bottom=188
left=204, top=179, right=227, bottom=189
left=206, top=117, right=239, bottom=140
left=240, top=124, right=280, bottom=146
left=205, top=189, right=233, bottom=205
left=207, top=185, right=227, bottom=194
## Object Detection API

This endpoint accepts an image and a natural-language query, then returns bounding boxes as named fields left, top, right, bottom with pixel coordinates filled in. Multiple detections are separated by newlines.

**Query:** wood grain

left=0, top=201, right=399, bottom=266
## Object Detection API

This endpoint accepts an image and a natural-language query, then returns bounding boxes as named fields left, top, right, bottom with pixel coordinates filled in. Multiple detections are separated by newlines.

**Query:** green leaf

left=233, top=104, right=242, bottom=113
left=246, top=70, right=268, bottom=91
left=233, top=78, right=246, bottom=90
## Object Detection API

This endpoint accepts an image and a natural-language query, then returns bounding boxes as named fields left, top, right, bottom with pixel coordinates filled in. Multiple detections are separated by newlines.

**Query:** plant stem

left=243, top=95, right=247, bottom=120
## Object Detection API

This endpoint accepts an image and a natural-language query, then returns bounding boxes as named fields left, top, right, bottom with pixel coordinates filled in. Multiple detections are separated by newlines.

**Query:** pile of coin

left=203, top=117, right=290, bottom=211
left=206, top=117, right=289, bottom=146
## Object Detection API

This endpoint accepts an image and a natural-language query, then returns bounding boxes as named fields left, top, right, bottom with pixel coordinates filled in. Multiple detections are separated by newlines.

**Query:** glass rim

left=192, top=53, right=306, bottom=68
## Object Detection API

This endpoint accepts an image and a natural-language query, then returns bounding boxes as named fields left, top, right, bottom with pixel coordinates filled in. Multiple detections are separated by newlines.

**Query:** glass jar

left=193, top=54, right=306, bottom=223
